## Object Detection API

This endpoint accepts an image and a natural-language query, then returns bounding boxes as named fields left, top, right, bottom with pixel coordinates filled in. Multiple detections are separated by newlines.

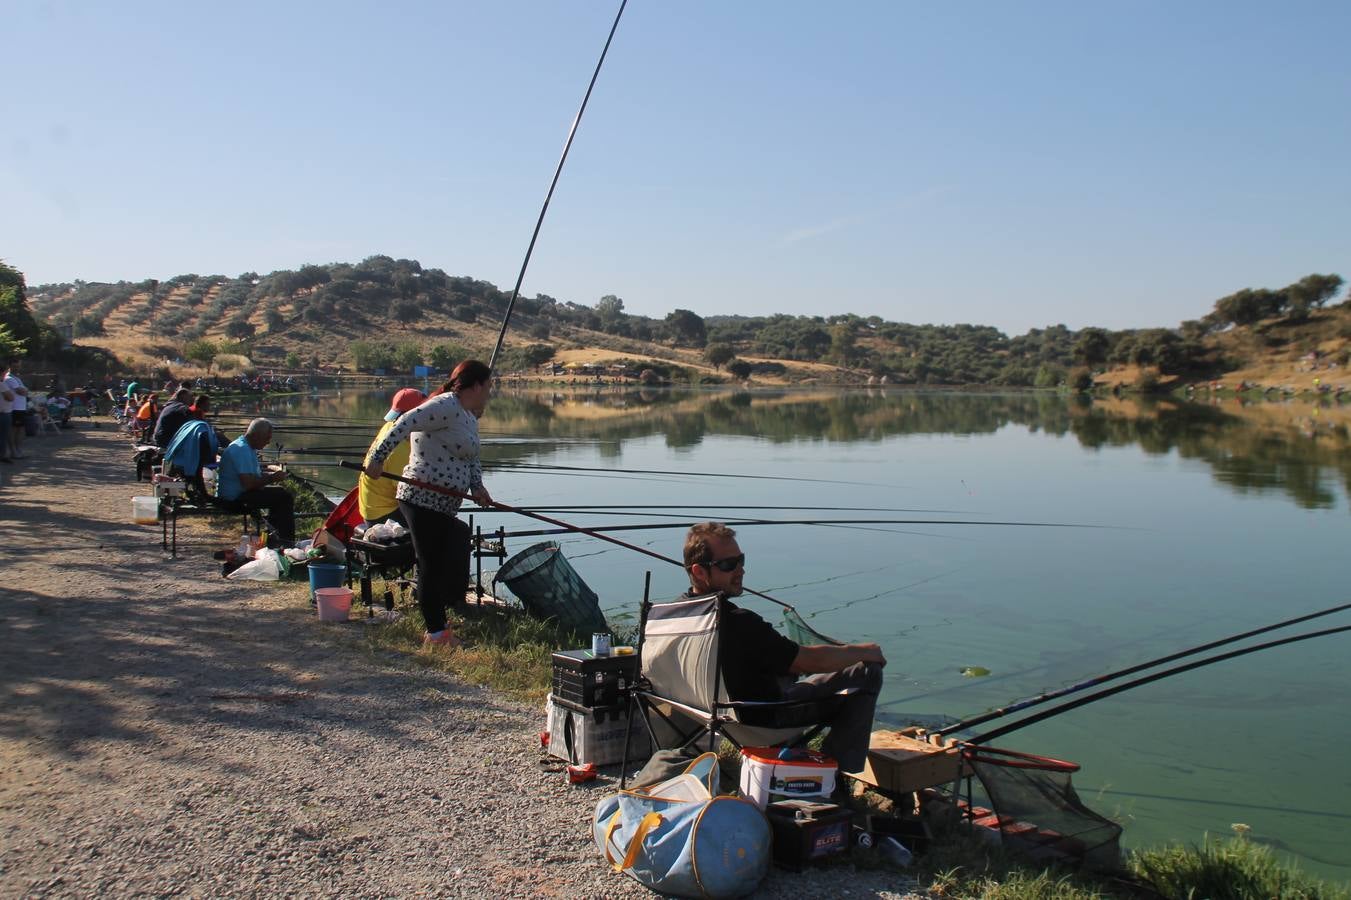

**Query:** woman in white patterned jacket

left=363, top=359, right=493, bottom=648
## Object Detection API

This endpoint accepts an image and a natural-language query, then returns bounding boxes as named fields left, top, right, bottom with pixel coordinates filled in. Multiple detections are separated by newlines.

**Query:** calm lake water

left=238, top=385, right=1351, bottom=879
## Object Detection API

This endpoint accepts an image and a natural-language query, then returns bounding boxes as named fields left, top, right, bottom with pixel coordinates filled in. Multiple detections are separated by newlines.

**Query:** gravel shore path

left=0, top=427, right=926, bottom=898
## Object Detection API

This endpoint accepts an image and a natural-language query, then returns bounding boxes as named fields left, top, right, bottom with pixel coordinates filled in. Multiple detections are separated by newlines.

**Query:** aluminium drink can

left=592, top=632, right=611, bottom=656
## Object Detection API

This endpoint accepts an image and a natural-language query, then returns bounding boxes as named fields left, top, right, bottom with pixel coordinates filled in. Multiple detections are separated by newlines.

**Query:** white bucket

left=131, top=496, right=159, bottom=525
left=738, top=746, right=837, bottom=809
left=315, top=586, right=353, bottom=622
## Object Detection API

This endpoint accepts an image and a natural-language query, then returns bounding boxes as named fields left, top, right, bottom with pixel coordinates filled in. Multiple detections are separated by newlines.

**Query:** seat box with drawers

left=546, top=693, right=649, bottom=766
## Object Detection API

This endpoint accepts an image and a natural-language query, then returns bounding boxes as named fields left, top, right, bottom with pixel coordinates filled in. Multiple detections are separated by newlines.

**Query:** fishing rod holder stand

left=469, top=517, right=507, bottom=602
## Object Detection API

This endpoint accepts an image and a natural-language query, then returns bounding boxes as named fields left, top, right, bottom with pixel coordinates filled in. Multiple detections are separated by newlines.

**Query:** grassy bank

left=297, top=575, right=1347, bottom=899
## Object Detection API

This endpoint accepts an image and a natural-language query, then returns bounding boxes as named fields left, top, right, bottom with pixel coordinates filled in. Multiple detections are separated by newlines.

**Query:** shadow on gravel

left=1, top=433, right=524, bottom=769
left=0, top=576, right=516, bottom=765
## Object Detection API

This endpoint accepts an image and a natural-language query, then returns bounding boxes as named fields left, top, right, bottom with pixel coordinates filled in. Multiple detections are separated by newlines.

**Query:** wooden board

left=850, top=728, right=972, bottom=794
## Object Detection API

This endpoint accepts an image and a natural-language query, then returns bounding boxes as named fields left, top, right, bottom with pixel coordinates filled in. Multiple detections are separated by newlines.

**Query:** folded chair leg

left=620, top=694, right=639, bottom=789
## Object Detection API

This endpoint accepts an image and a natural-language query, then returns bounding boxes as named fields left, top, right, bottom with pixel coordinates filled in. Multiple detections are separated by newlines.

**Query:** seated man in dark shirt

left=152, top=388, right=194, bottom=448
left=682, top=522, right=886, bottom=774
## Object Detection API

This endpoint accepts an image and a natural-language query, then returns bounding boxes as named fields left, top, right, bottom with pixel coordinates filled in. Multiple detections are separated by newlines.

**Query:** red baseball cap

left=385, top=388, right=426, bottom=421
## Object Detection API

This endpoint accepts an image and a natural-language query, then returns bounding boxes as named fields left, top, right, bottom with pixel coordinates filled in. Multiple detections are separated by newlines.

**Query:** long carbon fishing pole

left=969, top=624, right=1351, bottom=745
left=463, top=505, right=964, bottom=518
left=488, top=0, right=627, bottom=369
left=502, top=518, right=1096, bottom=539
left=937, top=601, right=1351, bottom=737
left=270, top=450, right=897, bottom=488
left=487, top=460, right=892, bottom=487
left=338, top=460, right=800, bottom=610
left=457, top=504, right=956, bottom=513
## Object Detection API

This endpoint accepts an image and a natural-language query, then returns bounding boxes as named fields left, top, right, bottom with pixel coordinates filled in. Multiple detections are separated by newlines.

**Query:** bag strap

left=603, top=810, right=665, bottom=872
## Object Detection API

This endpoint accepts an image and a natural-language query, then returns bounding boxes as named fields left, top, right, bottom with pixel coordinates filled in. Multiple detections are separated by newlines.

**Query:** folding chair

left=622, top=591, right=844, bottom=785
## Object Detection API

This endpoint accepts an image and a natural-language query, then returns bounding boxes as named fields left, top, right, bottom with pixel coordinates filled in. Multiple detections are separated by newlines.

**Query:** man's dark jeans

left=779, top=661, right=884, bottom=774
left=233, top=486, right=296, bottom=546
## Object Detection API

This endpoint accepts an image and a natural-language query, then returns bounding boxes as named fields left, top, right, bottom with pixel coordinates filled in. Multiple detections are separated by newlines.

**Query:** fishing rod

left=488, top=0, right=627, bottom=369
left=968, top=624, right=1351, bottom=745
left=338, top=460, right=799, bottom=611
left=501, top=518, right=1097, bottom=539
left=270, top=445, right=374, bottom=456
left=266, top=424, right=381, bottom=433
left=486, top=460, right=893, bottom=487
left=937, top=600, right=1351, bottom=738
left=460, top=504, right=964, bottom=516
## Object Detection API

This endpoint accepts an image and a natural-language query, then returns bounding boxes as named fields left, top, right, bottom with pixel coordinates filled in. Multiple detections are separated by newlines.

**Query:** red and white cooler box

left=738, top=746, right=837, bottom=809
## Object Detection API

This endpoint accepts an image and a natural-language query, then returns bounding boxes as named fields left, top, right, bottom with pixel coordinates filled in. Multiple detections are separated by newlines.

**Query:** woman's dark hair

left=442, top=359, right=492, bottom=395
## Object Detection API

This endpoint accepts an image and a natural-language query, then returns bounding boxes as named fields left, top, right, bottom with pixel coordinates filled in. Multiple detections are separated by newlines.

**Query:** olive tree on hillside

left=1212, top=288, right=1285, bottom=326
left=706, top=342, right=735, bottom=370
left=1284, top=274, right=1343, bottom=317
left=1072, top=327, right=1111, bottom=367
left=185, top=339, right=219, bottom=372
left=224, top=319, right=256, bottom=340
left=665, top=308, right=707, bottom=348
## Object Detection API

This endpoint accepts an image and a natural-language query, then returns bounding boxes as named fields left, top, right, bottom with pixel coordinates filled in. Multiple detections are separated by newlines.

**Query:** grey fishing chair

left=621, top=591, right=844, bottom=782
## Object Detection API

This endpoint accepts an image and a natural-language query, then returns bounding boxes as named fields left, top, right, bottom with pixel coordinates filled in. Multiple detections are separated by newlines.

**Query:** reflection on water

left=236, top=386, right=1351, bottom=880
left=479, top=387, right=1351, bottom=510
left=237, top=386, right=1351, bottom=511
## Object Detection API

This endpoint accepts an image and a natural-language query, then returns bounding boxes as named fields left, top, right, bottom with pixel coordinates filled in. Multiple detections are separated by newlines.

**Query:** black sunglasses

left=702, top=553, right=745, bottom=573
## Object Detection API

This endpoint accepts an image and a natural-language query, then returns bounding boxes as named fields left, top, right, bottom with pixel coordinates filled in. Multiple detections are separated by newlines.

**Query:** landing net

left=964, top=744, right=1122, bottom=871
left=781, top=607, right=842, bottom=646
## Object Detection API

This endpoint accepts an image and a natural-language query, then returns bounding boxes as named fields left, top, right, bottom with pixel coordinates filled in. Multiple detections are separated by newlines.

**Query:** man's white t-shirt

left=4, top=374, right=26, bottom=411
left=0, top=379, right=12, bottom=414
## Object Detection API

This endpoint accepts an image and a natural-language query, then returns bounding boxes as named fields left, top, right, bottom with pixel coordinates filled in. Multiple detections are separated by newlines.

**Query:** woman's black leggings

left=398, top=500, right=470, bottom=633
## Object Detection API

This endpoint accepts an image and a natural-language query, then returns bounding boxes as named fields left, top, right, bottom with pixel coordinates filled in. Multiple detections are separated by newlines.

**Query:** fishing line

left=489, top=460, right=893, bottom=488
left=488, top=0, right=628, bottom=368
left=464, top=504, right=965, bottom=515
left=500, top=517, right=1101, bottom=538
left=938, top=599, right=1351, bottom=738
left=273, top=444, right=371, bottom=451
left=488, top=468, right=692, bottom=487
left=969, top=624, right=1351, bottom=744
left=797, top=523, right=980, bottom=541
left=877, top=609, right=1242, bottom=713
left=803, top=570, right=959, bottom=619
left=764, top=560, right=909, bottom=593
left=340, top=461, right=802, bottom=611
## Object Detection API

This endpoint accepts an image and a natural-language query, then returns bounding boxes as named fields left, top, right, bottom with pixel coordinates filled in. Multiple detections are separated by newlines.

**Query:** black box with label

left=765, top=799, right=852, bottom=870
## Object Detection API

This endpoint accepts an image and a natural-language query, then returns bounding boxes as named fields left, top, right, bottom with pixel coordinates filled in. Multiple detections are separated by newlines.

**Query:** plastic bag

left=227, top=547, right=284, bottom=581
left=364, top=521, right=408, bottom=543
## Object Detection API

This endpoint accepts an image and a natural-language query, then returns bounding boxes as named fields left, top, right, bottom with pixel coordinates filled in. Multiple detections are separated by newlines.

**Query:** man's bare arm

left=788, top=642, right=887, bottom=675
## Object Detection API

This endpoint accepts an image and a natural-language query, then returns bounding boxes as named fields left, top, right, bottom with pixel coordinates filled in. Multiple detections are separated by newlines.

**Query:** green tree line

left=25, top=255, right=1346, bottom=384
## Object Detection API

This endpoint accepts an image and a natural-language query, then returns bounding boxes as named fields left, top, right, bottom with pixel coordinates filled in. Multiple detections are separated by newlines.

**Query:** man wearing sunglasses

left=682, top=522, right=886, bottom=775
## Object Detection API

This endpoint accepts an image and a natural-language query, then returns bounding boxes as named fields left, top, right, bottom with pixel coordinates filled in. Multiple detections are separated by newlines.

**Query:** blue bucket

left=308, top=562, right=346, bottom=602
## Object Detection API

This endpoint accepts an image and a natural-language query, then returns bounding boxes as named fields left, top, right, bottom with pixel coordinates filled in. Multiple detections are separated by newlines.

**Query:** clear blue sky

left=4, top=1, right=1348, bottom=335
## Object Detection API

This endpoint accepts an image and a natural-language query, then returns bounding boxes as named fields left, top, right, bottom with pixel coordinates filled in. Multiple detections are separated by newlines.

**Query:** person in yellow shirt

left=358, top=388, right=426, bottom=525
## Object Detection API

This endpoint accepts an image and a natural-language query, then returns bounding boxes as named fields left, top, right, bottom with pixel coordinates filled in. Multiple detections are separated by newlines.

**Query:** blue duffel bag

left=593, top=753, right=771, bottom=898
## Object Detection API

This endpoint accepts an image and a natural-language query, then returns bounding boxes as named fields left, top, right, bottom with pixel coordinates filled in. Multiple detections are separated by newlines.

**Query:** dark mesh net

left=965, top=746, right=1122, bottom=871
left=495, top=541, right=607, bottom=634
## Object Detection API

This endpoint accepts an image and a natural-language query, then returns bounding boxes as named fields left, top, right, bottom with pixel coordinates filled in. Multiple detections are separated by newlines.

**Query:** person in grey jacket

left=364, top=360, right=493, bottom=649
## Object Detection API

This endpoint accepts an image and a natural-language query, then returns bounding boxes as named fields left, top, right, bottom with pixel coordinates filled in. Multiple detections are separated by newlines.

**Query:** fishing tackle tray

left=347, top=536, right=416, bottom=571
left=551, top=649, right=639, bottom=709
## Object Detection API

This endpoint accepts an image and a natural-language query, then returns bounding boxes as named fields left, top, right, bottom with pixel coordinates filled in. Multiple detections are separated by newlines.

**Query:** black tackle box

left=551, top=648, right=639, bottom=709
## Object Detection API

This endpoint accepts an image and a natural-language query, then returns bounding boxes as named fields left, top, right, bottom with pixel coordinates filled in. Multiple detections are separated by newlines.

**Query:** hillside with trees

left=15, top=254, right=1350, bottom=391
